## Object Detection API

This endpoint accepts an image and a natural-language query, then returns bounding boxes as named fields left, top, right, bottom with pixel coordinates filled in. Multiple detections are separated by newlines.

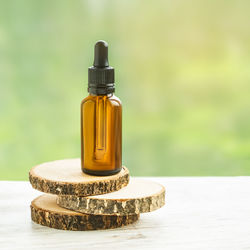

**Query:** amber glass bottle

left=81, top=41, right=122, bottom=176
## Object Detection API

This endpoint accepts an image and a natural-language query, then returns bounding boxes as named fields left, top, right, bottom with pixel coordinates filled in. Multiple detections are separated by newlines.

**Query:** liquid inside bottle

left=81, top=94, right=122, bottom=175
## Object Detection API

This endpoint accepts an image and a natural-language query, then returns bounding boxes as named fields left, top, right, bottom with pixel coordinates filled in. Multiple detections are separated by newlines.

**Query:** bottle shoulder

left=108, top=94, right=122, bottom=107
left=81, top=95, right=96, bottom=107
left=81, top=94, right=122, bottom=107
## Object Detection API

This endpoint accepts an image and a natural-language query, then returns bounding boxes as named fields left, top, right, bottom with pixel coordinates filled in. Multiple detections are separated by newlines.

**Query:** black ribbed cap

left=88, top=40, right=115, bottom=95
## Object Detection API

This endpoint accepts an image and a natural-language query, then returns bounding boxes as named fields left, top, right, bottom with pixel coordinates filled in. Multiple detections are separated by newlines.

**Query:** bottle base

left=82, top=167, right=122, bottom=176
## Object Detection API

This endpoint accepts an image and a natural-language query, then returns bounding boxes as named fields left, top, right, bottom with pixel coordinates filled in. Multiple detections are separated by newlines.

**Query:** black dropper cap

left=88, top=40, right=115, bottom=95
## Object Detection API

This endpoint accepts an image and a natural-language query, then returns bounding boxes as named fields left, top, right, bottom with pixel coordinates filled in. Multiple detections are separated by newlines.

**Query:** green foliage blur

left=1, top=0, right=250, bottom=180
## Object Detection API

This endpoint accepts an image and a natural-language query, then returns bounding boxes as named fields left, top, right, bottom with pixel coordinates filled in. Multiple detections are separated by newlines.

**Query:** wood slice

left=31, top=194, right=139, bottom=231
left=58, top=179, right=165, bottom=215
left=29, top=159, right=129, bottom=196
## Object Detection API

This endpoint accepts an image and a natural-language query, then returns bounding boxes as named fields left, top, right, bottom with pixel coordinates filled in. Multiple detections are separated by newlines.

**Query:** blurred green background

left=1, top=0, right=250, bottom=180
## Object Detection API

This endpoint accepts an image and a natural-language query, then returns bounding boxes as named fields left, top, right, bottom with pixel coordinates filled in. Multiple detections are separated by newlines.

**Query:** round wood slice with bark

left=57, top=179, right=165, bottom=215
left=31, top=194, right=139, bottom=231
left=29, top=159, right=129, bottom=196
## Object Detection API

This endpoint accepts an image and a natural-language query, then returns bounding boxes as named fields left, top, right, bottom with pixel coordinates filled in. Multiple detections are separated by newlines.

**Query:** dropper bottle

left=81, top=40, right=122, bottom=176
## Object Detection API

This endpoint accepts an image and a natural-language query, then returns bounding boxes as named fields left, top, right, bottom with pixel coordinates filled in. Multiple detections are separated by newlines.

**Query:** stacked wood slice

left=29, top=159, right=165, bottom=231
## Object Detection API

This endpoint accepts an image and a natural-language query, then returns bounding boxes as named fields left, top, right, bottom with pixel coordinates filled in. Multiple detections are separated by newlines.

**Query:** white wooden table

left=0, top=177, right=250, bottom=250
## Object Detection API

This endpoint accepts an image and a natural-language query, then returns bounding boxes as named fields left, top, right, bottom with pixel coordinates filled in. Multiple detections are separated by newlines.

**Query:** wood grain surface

left=31, top=194, right=139, bottom=231
left=57, top=179, right=165, bottom=215
left=29, top=159, right=129, bottom=196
